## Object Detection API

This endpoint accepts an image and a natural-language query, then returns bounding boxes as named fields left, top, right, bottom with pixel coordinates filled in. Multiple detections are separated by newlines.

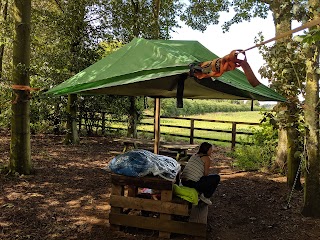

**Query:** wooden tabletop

left=113, top=137, right=154, bottom=145
left=162, top=143, right=198, bottom=151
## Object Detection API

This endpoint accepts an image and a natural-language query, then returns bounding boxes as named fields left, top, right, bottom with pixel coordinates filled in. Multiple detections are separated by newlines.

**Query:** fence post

left=190, top=119, right=194, bottom=144
left=231, top=122, right=237, bottom=150
left=102, top=112, right=106, bottom=135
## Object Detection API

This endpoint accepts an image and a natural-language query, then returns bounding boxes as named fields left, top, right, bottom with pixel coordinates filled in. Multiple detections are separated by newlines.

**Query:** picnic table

left=162, top=143, right=198, bottom=160
left=113, top=137, right=156, bottom=152
left=113, top=137, right=198, bottom=160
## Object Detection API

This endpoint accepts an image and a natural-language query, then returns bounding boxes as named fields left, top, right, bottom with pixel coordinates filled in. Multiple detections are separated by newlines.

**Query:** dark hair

left=197, top=142, right=212, bottom=155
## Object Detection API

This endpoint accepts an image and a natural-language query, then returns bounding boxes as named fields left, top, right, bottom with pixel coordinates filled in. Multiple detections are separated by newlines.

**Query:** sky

left=171, top=12, right=276, bottom=86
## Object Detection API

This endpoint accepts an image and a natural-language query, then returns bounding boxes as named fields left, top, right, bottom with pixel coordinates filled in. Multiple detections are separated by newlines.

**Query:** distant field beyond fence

left=78, top=111, right=263, bottom=149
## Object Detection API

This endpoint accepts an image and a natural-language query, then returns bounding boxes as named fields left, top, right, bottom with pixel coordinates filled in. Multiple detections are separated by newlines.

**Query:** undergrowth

left=230, top=112, right=278, bottom=171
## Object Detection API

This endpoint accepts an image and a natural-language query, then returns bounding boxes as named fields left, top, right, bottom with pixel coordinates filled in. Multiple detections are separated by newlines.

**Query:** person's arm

left=203, top=156, right=211, bottom=176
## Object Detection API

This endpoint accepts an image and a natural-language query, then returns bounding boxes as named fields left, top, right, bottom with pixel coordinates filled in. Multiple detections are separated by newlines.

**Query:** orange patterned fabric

left=12, top=85, right=40, bottom=91
left=11, top=85, right=40, bottom=104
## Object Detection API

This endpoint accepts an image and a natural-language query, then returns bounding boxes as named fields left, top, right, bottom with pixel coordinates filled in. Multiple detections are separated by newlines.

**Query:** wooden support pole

left=154, top=98, right=161, bottom=154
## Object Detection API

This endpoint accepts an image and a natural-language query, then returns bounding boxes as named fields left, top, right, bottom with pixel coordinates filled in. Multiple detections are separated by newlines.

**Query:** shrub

left=231, top=112, right=278, bottom=171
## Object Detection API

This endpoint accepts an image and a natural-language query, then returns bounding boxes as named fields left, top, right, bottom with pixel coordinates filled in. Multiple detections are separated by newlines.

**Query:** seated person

left=180, top=142, right=220, bottom=205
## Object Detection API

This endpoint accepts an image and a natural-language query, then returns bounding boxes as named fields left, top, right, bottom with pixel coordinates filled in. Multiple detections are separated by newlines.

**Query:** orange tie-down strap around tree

left=11, top=84, right=40, bottom=104
left=189, top=50, right=261, bottom=87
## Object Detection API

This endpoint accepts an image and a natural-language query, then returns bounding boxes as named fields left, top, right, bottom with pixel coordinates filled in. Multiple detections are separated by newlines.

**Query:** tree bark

left=152, top=0, right=161, bottom=39
left=53, top=100, right=61, bottom=135
left=0, top=0, right=8, bottom=79
left=127, top=96, right=138, bottom=138
left=64, top=94, right=79, bottom=144
left=301, top=0, right=320, bottom=217
left=286, top=100, right=302, bottom=189
left=274, top=118, right=287, bottom=172
left=9, top=0, right=32, bottom=174
left=272, top=13, right=289, bottom=174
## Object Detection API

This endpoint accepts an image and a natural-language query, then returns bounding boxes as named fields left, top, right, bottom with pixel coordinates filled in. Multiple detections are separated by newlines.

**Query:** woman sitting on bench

left=180, top=142, right=220, bottom=205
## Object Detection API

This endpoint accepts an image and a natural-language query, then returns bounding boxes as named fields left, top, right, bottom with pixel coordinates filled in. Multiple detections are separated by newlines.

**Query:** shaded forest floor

left=1, top=134, right=320, bottom=240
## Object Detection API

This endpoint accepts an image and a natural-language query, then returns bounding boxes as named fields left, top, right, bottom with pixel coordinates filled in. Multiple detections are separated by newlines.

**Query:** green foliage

left=222, top=1, right=269, bottom=32
left=180, top=0, right=225, bottom=32
left=297, top=28, right=320, bottom=45
left=206, top=1, right=308, bottom=33
left=231, top=112, right=278, bottom=171
left=97, top=41, right=123, bottom=58
left=252, top=112, right=279, bottom=146
left=258, top=38, right=305, bottom=98
left=77, top=95, right=145, bottom=136
left=258, top=34, right=305, bottom=147
left=231, top=145, right=274, bottom=171
left=98, top=0, right=182, bottom=41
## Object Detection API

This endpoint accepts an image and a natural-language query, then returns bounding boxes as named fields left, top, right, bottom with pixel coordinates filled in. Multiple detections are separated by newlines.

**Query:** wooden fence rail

left=78, top=112, right=260, bottom=149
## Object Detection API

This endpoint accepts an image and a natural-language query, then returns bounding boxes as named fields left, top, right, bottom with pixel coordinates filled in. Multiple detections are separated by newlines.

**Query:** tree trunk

left=0, top=0, right=8, bottom=79
left=271, top=1, right=290, bottom=173
left=271, top=1, right=302, bottom=189
left=53, top=100, right=61, bottom=135
left=63, top=1, right=87, bottom=144
left=126, top=1, right=151, bottom=139
left=301, top=1, right=320, bottom=217
left=9, top=0, right=32, bottom=174
left=127, top=96, right=137, bottom=138
left=274, top=121, right=287, bottom=172
left=152, top=0, right=161, bottom=39
left=286, top=100, right=302, bottom=190
left=64, top=94, right=79, bottom=144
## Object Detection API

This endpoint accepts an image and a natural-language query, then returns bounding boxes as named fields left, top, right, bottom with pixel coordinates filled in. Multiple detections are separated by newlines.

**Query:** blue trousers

left=182, top=174, right=220, bottom=198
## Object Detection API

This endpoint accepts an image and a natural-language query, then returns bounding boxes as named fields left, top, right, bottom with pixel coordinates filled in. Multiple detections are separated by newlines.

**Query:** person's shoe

left=199, top=193, right=212, bottom=205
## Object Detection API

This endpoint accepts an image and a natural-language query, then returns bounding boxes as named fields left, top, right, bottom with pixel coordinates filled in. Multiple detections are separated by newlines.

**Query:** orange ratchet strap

left=189, top=50, right=261, bottom=87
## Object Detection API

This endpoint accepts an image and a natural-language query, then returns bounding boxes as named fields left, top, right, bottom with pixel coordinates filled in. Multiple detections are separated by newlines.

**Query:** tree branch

left=53, top=0, right=64, bottom=13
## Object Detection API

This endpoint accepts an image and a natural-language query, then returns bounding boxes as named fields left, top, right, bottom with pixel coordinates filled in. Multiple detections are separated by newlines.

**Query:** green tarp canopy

left=46, top=38, right=285, bottom=102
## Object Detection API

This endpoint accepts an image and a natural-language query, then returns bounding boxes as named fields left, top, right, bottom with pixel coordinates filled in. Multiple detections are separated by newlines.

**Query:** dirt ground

left=1, top=134, right=320, bottom=240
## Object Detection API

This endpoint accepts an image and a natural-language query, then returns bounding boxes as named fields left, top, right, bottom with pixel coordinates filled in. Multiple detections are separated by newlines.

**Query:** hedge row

left=159, top=99, right=264, bottom=117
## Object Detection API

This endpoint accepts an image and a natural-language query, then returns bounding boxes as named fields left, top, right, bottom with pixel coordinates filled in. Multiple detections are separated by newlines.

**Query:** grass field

left=110, top=111, right=265, bottom=147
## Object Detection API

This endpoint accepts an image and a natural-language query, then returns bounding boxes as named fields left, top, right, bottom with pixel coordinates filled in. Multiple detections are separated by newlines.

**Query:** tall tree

left=127, top=0, right=162, bottom=139
left=9, top=0, right=32, bottom=174
left=31, top=1, right=85, bottom=137
left=99, top=0, right=182, bottom=42
left=0, top=0, right=8, bottom=79
left=60, top=1, right=87, bottom=144
left=200, top=0, right=304, bottom=188
left=269, top=0, right=303, bottom=189
left=53, top=0, right=100, bottom=144
left=301, top=0, right=320, bottom=217
left=99, top=0, right=182, bottom=138
left=126, top=0, right=140, bottom=138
